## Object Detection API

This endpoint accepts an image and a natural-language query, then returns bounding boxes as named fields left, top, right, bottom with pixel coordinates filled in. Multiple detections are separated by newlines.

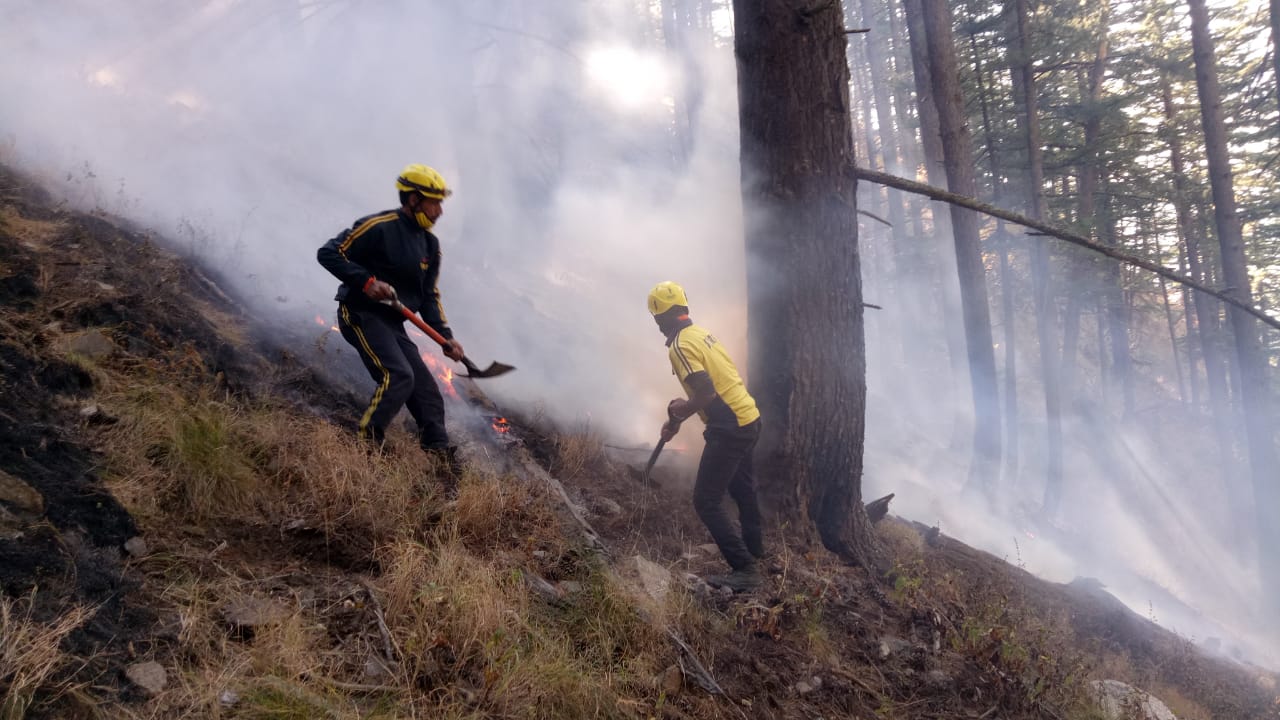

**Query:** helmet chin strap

left=413, top=211, right=434, bottom=230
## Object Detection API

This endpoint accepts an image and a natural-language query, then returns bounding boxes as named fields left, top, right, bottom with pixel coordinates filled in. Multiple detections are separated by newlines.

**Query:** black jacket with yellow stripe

left=317, top=209, right=453, bottom=339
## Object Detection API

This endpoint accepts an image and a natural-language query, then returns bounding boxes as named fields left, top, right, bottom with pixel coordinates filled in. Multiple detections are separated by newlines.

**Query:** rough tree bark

left=1007, top=0, right=1064, bottom=514
left=902, top=0, right=967, bottom=406
left=1162, top=74, right=1230, bottom=428
left=859, top=0, right=912, bottom=366
left=921, top=0, right=1002, bottom=497
left=967, top=15, right=1019, bottom=486
left=734, top=0, right=878, bottom=566
left=1188, top=0, right=1280, bottom=601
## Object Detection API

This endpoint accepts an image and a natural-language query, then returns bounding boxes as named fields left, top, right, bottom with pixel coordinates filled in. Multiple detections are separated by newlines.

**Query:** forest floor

left=2, top=162, right=1278, bottom=719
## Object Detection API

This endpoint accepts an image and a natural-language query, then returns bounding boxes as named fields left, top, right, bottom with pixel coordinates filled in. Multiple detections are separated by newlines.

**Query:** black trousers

left=693, top=420, right=764, bottom=571
left=337, top=303, right=448, bottom=450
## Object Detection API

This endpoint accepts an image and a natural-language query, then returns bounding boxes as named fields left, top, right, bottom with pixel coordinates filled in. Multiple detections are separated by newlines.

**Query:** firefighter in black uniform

left=317, top=164, right=465, bottom=477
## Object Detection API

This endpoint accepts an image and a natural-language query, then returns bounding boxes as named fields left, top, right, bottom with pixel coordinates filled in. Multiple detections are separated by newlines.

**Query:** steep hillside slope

left=1, top=165, right=1277, bottom=719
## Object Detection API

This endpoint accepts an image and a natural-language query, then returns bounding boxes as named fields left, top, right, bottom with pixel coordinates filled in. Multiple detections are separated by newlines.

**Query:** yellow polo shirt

left=668, top=324, right=760, bottom=427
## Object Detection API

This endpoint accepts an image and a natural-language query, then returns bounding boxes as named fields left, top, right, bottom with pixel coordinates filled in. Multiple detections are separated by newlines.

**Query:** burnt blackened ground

left=0, top=164, right=370, bottom=712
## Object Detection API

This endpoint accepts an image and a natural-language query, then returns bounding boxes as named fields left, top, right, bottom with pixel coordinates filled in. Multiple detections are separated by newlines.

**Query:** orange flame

left=421, top=352, right=459, bottom=398
left=315, top=315, right=326, bottom=326
left=492, top=417, right=510, bottom=434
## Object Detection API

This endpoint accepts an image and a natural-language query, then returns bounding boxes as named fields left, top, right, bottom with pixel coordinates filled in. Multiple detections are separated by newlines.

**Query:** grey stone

left=218, top=690, right=240, bottom=707
left=923, top=670, right=951, bottom=689
left=795, top=675, right=822, bottom=695
left=223, top=596, right=292, bottom=629
left=61, top=329, right=116, bottom=360
left=657, top=664, right=682, bottom=696
left=364, top=657, right=391, bottom=679
left=1089, top=679, right=1178, bottom=720
left=630, top=556, right=671, bottom=601
left=593, top=498, right=623, bottom=517
left=124, top=536, right=148, bottom=558
left=125, top=661, right=167, bottom=695
left=878, top=636, right=911, bottom=659
left=79, top=404, right=117, bottom=424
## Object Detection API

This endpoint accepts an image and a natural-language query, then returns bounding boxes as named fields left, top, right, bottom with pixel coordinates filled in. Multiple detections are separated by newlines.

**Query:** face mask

left=413, top=211, right=434, bottom=230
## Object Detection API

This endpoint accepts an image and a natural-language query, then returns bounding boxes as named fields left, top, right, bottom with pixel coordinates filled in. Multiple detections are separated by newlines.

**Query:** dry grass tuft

left=0, top=594, right=92, bottom=719
left=248, top=413, right=441, bottom=549
left=453, top=472, right=554, bottom=553
left=0, top=206, right=66, bottom=250
left=103, top=385, right=260, bottom=521
left=550, top=428, right=609, bottom=481
left=373, top=541, right=650, bottom=717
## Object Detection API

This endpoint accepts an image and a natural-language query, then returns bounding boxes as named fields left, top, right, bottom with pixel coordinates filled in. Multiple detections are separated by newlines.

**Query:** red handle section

left=393, top=301, right=449, bottom=349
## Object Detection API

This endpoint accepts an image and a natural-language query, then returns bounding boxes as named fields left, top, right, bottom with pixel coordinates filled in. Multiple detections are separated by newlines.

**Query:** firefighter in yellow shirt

left=648, top=281, right=765, bottom=592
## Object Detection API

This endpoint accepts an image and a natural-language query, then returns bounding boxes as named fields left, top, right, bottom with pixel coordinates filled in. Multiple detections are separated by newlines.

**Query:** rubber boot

left=704, top=564, right=762, bottom=593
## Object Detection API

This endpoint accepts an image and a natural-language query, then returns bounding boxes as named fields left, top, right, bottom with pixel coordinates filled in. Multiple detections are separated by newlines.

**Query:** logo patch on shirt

left=420, top=257, right=430, bottom=270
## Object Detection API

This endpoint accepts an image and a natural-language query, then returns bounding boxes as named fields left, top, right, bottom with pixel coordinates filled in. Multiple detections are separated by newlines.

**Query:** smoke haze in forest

left=2, top=0, right=1274, bottom=670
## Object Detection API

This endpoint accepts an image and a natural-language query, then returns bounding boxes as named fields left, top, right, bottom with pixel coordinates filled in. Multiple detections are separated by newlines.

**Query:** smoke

left=0, top=0, right=742, bottom=441
left=3, top=0, right=1274, bottom=671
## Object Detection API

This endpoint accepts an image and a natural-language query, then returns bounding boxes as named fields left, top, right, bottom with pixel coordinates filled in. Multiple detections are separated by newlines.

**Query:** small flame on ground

left=315, top=315, right=326, bottom=326
left=492, top=417, right=510, bottom=434
left=421, top=352, right=459, bottom=398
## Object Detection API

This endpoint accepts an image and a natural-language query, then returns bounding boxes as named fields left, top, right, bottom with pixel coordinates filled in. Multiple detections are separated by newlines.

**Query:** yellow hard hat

left=395, top=164, right=452, bottom=200
left=647, top=281, right=689, bottom=315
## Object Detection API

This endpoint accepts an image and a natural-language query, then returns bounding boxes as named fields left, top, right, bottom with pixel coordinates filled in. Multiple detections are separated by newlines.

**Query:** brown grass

left=0, top=206, right=65, bottom=250
left=0, top=593, right=93, bottom=719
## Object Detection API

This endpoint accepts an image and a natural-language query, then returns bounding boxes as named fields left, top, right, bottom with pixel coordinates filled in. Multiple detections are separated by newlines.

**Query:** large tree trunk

left=1188, top=0, right=1280, bottom=603
left=1074, top=6, right=1133, bottom=418
left=902, top=0, right=967, bottom=413
left=1272, top=0, right=1280, bottom=115
left=859, top=0, right=912, bottom=366
left=660, top=0, right=711, bottom=167
left=967, top=16, right=1019, bottom=487
left=735, top=0, right=878, bottom=566
left=1007, top=0, right=1064, bottom=514
left=1163, top=76, right=1230, bottom=430
left=921, top=0, right=1001, bottom=497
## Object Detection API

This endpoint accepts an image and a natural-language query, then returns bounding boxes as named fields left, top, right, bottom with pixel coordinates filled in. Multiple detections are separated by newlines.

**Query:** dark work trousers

left=693, top=419, right=764, bottom=571
left=337, top=303, right=448, bottom=450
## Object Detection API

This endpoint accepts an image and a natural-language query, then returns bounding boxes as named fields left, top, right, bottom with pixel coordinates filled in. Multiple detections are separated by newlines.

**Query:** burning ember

left=421, top=352, right=459, bottom=398
left=492, top=417, right=510, bottom=434
left=314, top=315, right=339, bottom=332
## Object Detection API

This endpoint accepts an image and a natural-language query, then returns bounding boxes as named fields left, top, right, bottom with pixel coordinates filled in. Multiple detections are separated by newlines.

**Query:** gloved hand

left=660, top=419, right=681, bottom=442
left=443, top=339, right=465, bottom=361
left=661, top=398, right=689, bottom=442
left=667, top=398, right=691, bottom=422
left=364, top=279, right=396, bottom=301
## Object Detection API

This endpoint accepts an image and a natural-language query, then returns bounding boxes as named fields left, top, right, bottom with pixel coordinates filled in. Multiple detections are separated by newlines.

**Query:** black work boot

left=705, top=564, right=762, bottom=593
left=424, top=445, right=463, bottom=496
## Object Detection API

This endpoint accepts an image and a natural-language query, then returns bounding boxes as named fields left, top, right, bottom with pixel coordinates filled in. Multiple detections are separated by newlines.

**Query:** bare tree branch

left=851, top=167, right=1280, bottom=332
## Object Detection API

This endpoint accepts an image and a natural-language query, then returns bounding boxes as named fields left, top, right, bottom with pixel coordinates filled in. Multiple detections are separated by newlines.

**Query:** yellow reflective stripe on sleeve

left=338, top=212, right=398, bottom=254
left=434, top=286, right=448, bottom=324
left=342, top=305, right=391, bottom=434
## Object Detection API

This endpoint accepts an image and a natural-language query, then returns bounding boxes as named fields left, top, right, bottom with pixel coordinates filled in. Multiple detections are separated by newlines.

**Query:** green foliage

left=150, top=397, right=259, bottom=519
